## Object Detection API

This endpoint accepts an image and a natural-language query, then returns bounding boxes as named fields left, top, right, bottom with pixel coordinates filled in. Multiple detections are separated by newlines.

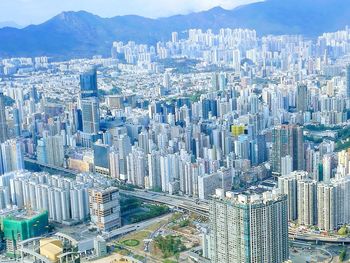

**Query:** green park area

left=122, top=239, right=140, bottom=247
left=154, top=235, right=186, bottom=259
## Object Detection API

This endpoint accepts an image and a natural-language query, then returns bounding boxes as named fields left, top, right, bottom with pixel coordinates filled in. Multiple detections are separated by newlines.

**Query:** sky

left=0, top=0, right=261, bottom=26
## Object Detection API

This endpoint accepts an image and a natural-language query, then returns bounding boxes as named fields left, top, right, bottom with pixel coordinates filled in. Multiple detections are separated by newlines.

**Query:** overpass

left=24, top=157, right=79, bottom=176
left=119, top=189, right=209, bottom=217
left=122, top=189, right=350, bottom=245
left=290, top=231, right=350, bottom=245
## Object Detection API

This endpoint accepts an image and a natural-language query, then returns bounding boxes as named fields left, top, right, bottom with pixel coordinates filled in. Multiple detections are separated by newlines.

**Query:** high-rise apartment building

left=271, top=125, right=304, bottom=175
left=297, top=179, right=317, bottom=226
left=0, top=139, right=24, bottom=174
left=0, top=92, right=8, bottom=143
left=209, top=189, right=289, bottom=263
left=317, top=183, right=337, bottom=231
left=37, top=135, right=64, bottom=167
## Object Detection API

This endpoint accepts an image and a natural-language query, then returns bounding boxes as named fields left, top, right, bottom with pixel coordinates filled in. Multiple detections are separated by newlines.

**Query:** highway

left=289, top=230, right=350, bottom=244
left=120, top=189, right=210, bottom=217
left=24, top=157, right=79, bottom=176
left=123, top=189, right=350, bottom=245
left=20, top=160, right=350, bottom=246
left=103, top=214, right=172, bottom=240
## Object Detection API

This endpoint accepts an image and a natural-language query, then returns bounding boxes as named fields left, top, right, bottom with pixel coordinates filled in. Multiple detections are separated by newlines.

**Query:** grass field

left=122, top=239, right=140, bottom=247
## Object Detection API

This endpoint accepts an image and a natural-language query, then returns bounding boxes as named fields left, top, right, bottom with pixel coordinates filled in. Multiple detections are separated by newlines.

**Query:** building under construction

left=1, top=210, right=49, bottom=258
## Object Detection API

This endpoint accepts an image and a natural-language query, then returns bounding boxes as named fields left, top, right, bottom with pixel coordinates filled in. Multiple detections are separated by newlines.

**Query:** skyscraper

left=296, top=84, right=308, bottom=112
left=0, top=93, right=8, bottom=143
left=271, top=125, right=304, bottom=175
left=278, top=173, right=298, bottom=221
left=81, top=98, right=100, bottom=134
left=80, top=68, right=98, bottom=99
left=317, top=183, right=336, bottom=231
left=297, top=179, right=317, bottom=226
left=93, top=140, right=110, bottom=175
left=209, top=189, right=289, bottom=263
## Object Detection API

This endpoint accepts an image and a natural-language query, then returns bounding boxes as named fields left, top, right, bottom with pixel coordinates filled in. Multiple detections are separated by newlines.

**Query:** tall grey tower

left=0, top=93, right=8, bottom=143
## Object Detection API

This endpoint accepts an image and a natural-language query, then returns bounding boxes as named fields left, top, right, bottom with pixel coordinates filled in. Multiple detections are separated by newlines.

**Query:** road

left=120, top=189, right=209, bottom=217
left=103, top=213, right=170, bottom=240
left=24, top=157, right=79, bottom=176
left=289, top=230, right=350, bottom=244
left=123, top=189, right=350, bottom=245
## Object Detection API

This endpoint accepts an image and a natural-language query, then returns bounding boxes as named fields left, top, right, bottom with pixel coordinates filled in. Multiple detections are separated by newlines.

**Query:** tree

left=339, top=247, right=347, bottom=262
left=154, top=235, right=186, bottom=258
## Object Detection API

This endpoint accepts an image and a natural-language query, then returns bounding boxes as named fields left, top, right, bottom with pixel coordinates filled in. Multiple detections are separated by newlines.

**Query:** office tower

left=0, top=93, right=8, bottom=143
left=93, top=140, right=110, bottom=175
left=297, top=179, right=317, bottom=226
left=296, top=84, right=308, bottom=112
left=210, top=189, right=289, bottom=263
left=0, top=140, right=24, bottom=174
left=80, top=68, right=98, bottom=99
left=89, top=187, right=121, bottom=232
left=81, top=98, right=100, bottom=134
left=346, top=64, right=350, bottom=98
left=317, top=183, right=336, bottom=231
left=271, top=125, right=304, bottom=175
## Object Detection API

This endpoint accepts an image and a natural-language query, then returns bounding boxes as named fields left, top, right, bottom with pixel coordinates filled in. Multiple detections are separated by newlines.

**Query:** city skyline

left=1, top=0, right=350, bottom=262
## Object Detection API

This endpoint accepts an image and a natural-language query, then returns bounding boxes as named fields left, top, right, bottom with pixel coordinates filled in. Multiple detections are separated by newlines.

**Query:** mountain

left=1, top=0, right=350, bottom=58
left=0, top=21, right=22, bottom=29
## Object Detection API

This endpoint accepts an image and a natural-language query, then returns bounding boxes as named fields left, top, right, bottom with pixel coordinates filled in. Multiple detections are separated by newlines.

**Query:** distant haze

left=0, top=0, right=261, bottom=26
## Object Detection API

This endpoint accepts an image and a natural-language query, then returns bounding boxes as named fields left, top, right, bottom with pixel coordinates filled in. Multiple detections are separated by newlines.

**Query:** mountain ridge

left=1, top=0, right=350, bottom=58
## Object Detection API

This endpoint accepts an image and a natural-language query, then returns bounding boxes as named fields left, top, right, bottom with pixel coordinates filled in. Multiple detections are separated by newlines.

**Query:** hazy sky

left=0, top=0, right=261, bottom=26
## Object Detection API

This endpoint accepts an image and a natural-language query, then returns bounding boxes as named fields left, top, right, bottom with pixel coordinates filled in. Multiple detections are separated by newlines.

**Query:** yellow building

left=40, top=238, right=63, bottom=263
left=231, top=125, right=245, bottom=136
left=68, top=158, right=92, bottom=172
